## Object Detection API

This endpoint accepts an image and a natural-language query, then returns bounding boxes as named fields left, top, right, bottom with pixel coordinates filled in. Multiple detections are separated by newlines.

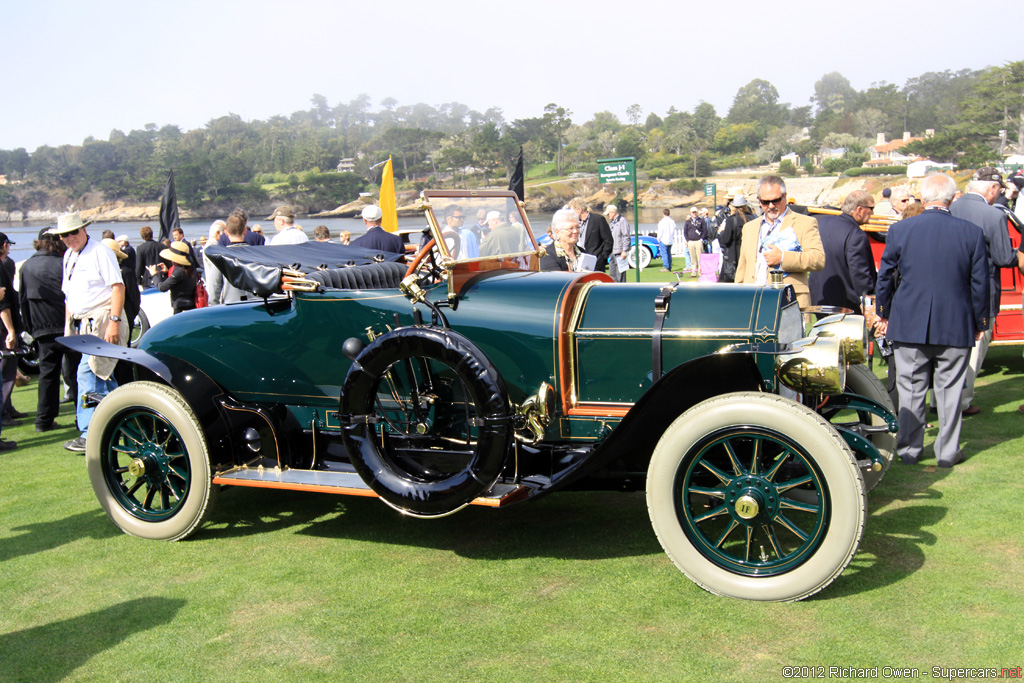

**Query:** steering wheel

left=405, top=238, right=443, bottom=283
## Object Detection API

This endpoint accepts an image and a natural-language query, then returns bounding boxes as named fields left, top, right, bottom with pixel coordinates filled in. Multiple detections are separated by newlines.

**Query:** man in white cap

left=268, top=205, right=308, bottom=245
left=51, top=212, right=128, bottom=453
left=115, top=234, right=135, bottom=274
left=350, top=205, right=403, bottom=253
left=480, top=210, right=519, bottom=256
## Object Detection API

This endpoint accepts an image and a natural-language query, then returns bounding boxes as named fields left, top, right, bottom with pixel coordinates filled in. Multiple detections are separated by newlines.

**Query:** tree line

left=0, top=61, right=1021, bottom=215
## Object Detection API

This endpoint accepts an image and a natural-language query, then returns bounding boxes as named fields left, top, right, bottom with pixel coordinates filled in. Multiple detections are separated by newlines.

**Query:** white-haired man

left=605, top=203, right=630, bottom=281
left=875, top=174, right=989, bottom=468
left=948, top=167, right=1018, bottom=415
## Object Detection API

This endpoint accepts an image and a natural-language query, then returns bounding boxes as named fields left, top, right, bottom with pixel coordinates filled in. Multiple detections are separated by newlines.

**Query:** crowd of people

left=1, top=203, right=394, bottom=455
left=548, top=170, right=1023, bottom=470
left=3, top=169, right=1022, bottom=468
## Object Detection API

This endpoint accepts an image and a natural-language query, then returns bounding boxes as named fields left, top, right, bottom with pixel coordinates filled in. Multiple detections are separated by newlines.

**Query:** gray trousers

left=961, top=327, right=991, bottom=409
left=894, top=343, right=971, bottom=465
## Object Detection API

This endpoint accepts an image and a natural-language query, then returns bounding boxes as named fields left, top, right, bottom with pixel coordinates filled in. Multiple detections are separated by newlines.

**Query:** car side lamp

left=776, top=336, right=847, bottom=395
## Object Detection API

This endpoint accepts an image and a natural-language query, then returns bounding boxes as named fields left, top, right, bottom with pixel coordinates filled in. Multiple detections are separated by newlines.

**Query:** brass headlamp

left=810, top=313, right=868, bottom=365
left=776, top=336, right=847, bottom=395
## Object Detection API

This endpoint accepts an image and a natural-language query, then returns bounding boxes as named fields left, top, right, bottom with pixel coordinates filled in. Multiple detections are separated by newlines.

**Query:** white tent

left=906, top=159, right=955, bottom=178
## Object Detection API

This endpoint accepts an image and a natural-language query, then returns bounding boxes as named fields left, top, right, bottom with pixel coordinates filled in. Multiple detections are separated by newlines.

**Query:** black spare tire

left=340, top=327, right=512, bottom=516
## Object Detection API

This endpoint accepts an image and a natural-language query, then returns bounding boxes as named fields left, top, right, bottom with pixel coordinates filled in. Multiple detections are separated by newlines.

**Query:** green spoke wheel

left=87, top=381, right=216, bottom=541
left=647, top=392, right=865, bottom=602
left=676, top=429, right=828, bottom=577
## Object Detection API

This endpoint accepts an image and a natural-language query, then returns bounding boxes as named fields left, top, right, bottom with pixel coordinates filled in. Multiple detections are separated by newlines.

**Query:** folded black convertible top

left=204, top=243, right=405, bottom=298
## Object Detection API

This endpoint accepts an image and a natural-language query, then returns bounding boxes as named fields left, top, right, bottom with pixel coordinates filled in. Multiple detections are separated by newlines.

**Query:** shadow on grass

left=200, top=486, right=662, bottom=562
left=0, top=509, right=120, bottom=564
left=0, top=597, right=185, bottom=683
left=816, top=468, right=948, bottom=599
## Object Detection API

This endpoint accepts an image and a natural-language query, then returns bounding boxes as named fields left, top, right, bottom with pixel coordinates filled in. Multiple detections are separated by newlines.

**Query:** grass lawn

left=2, top=340, right=1023, bottom=681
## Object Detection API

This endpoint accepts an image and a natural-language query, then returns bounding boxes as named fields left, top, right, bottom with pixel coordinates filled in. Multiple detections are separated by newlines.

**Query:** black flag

left=508, top=147, right=524, bottom=202
left=159, top=170, right=180, bottom=243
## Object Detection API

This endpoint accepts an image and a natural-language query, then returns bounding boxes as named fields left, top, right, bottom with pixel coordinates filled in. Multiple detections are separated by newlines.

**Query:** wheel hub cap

left=734, top=494, right=760, bottom=520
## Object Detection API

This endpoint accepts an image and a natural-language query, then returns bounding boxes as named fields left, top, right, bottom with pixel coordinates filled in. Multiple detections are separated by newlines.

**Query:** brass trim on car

left=563, top=280, right=599, bottom=409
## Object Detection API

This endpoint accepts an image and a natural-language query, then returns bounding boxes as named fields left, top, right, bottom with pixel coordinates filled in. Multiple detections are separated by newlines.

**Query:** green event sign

left=704, top=183, right=716, bottom=197
left=598, top=159, right=635, bottom=184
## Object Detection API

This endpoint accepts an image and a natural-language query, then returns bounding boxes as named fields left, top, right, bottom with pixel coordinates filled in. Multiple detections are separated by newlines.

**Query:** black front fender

left=56, top=335, right=172, bottom=383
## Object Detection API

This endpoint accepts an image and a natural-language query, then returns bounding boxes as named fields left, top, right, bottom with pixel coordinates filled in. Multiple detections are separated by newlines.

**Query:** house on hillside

left=336, top=158, right=356, bottom=173
left=866, top=131, right=934, bottom=167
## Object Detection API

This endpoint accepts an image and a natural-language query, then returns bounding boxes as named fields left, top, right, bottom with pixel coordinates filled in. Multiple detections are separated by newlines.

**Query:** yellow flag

left=380, top=156, right=398, bottom=233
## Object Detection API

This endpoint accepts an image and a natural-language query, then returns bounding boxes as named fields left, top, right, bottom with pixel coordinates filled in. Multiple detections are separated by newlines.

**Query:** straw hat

left=101, top=238, right=127, bottom=261
left=49, top=211, right=93, bottom=236
left=159, top=241, right=192, bottom=266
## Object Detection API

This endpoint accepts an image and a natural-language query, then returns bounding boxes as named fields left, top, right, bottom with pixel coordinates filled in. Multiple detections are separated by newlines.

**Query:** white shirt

left=657, top=216, right=676, bottom=245
left=269, top=227, right=309, bottom=245
left=62, top=236, right=124, bottom=316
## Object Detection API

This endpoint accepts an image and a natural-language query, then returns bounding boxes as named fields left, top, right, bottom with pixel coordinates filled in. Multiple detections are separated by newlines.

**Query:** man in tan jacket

left=734, top=175, right=825, bottom=309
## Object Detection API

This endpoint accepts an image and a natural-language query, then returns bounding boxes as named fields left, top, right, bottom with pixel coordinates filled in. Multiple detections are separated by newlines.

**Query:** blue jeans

left=659, top=241, right=673, bottom=270
left=77, top=356, right=117, bottom=437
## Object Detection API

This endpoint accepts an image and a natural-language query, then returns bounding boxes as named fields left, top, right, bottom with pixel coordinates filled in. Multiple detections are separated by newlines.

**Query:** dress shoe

left=64, top=437, right=87, bottom=453
left=8, top=408, right=28, bottom=418
left=900, top=455, right=920, bottom=465
left=2, top=417, right=19, bottom=427
left=14, top=373, right=30, bottom=387
left=962, top=405, right=981, bottom=416
left=938, top=451, right=965, bottom=468
left=1017, top=405, right=1024, bottom=415
left=0, top=438, right=16, bottom=452
left=35, top=420, right=61, bottom=433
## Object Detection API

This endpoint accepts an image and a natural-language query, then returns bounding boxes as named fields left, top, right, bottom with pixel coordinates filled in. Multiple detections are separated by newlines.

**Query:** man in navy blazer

left=875, top=173, right=989, bottom=468
left=809, top=190, right=877, bottom=312
left=948, top=167, right=1018, bottom=414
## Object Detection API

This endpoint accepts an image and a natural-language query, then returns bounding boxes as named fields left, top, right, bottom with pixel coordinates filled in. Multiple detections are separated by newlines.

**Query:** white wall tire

left=627, top=245, right=653, bottom=270
left=647, top=392, right=865, bottom=602
left=86, top=381, right=216, bottom=541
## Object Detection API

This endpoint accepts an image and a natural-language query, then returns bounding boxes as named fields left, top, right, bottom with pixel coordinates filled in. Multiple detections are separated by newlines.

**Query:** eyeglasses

left=759, top=195, right=785, bottom=207
left=61, top=228, right=82, bottom=237
left=452, top=215, right=465, bottom=220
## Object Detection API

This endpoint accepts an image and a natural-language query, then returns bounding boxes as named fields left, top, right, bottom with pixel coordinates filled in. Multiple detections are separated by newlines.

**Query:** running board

left=212, top=467, right=530, bottom=508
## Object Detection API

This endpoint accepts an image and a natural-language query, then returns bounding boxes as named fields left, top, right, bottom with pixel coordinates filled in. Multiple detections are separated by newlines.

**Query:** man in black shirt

left=135, top=225, right=163, bottom=288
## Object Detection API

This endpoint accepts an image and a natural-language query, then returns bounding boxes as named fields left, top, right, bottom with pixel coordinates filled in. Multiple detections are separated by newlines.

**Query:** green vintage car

left=63, top=189, right=897, bottom=602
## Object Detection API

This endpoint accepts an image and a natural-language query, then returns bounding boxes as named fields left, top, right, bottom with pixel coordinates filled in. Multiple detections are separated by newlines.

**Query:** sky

left=3, top=0, right=1020, bottom=151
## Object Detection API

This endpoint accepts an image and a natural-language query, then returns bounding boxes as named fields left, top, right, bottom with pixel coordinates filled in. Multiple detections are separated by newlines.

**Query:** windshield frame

left=420, top=189, right=539, bottom=265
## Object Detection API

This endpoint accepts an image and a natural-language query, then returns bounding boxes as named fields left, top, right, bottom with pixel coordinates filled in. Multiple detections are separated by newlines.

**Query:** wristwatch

left=109, top=315, right=121, bottom=322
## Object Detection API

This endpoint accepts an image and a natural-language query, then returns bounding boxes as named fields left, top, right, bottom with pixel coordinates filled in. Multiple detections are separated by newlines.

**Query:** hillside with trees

left=0, top=61, right=1021, bottom=218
